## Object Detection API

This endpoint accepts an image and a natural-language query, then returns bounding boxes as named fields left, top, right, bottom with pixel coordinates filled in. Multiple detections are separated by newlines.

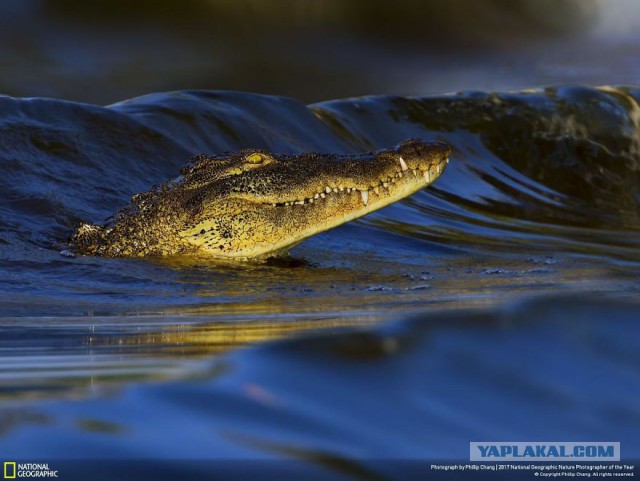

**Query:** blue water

left=1, top=86, right=639, bottom=480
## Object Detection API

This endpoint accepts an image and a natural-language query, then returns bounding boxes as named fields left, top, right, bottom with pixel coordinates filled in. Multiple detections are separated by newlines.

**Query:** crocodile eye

left=245, top=153, right=265, bottom=164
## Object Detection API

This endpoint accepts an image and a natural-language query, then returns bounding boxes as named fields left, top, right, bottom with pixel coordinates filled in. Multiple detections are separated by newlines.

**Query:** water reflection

left=1, top=252, right=635, bottom=405
left=0, top=313, right=378, bottom=403
left=1, top=294, right=638, bottom=478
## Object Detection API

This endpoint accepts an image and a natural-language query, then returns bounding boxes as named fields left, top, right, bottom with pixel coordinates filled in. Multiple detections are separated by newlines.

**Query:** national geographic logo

left=3, top=463, right=58, bottom=478
left=3, top=463, right=15, bottom=479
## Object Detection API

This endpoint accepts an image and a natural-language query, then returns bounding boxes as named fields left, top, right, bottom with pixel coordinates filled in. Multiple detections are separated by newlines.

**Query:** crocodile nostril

left=396, top=139, right=451, bottom=170
left=430, top=141, right=451, bottom=157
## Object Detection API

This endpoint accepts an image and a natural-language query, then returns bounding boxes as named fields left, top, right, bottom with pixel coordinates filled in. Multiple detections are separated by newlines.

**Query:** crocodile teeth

left=425, top=171, right=431, bottom=183
left=374, top=187, right=380, bottom=195
left=333, top=188, right=338, bottom=193
left=325, top=186, right=332, bottom=194
left=399, top=157, right=408, bottom=172
left=314, top=194, right=320, bottom=199
left=360, top=190, right=369, bottom=206
left=412, top=170, right=418, bottom=177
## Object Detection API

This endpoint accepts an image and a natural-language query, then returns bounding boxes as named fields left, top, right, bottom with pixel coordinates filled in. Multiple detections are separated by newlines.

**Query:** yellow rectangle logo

left=4, top=462, right=16, bottom=479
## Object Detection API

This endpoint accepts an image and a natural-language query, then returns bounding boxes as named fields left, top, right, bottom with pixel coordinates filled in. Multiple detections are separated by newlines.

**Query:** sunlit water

left=1, top=86, right=639, bottom=479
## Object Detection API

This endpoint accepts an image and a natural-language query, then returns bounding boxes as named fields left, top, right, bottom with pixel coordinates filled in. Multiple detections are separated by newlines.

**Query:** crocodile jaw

left=257, top=156, right=448, bottom=255
left=183, top=141, right=450, bottom=259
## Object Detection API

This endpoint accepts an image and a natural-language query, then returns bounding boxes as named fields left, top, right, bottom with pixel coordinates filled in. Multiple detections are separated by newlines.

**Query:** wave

left=0, top=86, right=639, bottom=316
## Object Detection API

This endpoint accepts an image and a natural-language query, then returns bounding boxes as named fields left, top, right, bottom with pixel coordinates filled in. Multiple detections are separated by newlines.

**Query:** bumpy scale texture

left=71, top=139, right=450, bottom=260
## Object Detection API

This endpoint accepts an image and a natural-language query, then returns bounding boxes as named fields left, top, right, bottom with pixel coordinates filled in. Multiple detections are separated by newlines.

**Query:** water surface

left=0, top=86, right=639, bottom=479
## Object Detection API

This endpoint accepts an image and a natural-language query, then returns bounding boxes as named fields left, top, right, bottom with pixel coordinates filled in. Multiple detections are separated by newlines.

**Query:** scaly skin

left=71, top=139, right=450, bottom=260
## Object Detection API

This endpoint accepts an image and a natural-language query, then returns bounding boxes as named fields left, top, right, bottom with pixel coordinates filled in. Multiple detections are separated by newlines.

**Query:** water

left=1, top=86, right=639, bottom=479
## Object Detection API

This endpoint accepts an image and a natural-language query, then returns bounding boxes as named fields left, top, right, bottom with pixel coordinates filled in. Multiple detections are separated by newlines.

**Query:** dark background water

left=2, top=0, right=640, bottom=104
left=1, top=2, right=639, bottom=480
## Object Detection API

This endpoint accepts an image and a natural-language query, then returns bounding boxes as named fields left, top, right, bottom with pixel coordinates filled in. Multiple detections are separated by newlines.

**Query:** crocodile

left=71, top=139, right=450, bottom=260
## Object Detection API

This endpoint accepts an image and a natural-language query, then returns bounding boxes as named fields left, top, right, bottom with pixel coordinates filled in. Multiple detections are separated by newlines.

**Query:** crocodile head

left=178, top=139, right=450, bottom=259
left=72, top=139, right=450, bottom=260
